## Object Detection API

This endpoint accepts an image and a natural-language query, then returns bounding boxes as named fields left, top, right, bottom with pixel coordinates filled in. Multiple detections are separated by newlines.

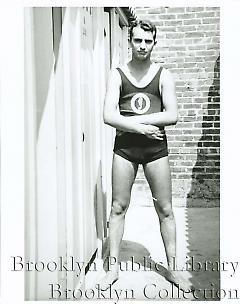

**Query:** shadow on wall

left=94, top=161, right=108, bottom=244
left=34, top=6, right=108, bottom=260
left=185, top=55, right=220, bottom=301
left=187, top=55, right=220, bottom=207
left=35, top=7, right=66, bottom=138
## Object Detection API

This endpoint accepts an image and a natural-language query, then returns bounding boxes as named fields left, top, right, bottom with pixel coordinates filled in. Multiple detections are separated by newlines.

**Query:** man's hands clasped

left=138, top=124, right=165, bottom=140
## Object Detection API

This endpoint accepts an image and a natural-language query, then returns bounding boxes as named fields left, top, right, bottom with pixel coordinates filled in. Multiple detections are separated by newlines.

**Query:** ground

left=85, top=197, right=220, bottom=302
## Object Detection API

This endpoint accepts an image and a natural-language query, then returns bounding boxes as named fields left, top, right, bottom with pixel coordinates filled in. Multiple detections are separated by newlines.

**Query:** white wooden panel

left=79, top=7, right=98, bottom=267
left=25, top=8, right=131, bottom=299
left=24, top=8, right=37, bottom=300
left=104, top=11, right=115, bottom=226
left=32, top=8, right=59, bottom=299
left=91, top=7, right=108, bottom=256
left=86, top=8, right=97, bottom=255
left=118, top=23, right=123, bottom=65
left=68, top=7, right=86, bottom=291
left=52, top=7, right=67, bottom=292
left=122, top=26, right=129, bottom=63
left=110, top=9, right=120, bottom=68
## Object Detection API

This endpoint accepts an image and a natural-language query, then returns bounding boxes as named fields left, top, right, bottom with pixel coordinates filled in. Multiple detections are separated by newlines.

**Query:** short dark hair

left=129, top=20, right=157, bottom=42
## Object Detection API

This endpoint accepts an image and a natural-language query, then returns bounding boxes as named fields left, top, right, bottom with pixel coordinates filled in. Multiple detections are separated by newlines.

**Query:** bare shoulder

left=108, top=67, right=122, bottom=86
left=160, top=67, right=175, bottom=86
left=118, top=63, right=129, bottom=74
left=161, top=67, right=174, bottom=79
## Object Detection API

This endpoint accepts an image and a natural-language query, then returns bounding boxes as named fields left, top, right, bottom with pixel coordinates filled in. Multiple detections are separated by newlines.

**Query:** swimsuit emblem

left=130, top=93, right=150, bottom=114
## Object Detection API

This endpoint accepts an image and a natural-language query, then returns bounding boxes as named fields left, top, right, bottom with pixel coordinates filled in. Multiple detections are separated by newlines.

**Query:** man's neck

left=128, top=58, right=152, bottom=74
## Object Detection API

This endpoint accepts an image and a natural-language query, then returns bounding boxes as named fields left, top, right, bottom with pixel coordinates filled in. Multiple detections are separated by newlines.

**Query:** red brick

left=206, top=167, right=220, bottom=173
left=179, top=161, right=193, bottom=166
left=166, top=33, right=185, bottom=39
left=174, top=135, right=194, bottom=141
left=158, top=14, right=177, bottom=20
left=207, top=129, right=220, bottom=134
left=177, top=174, right=193, bottom=179
left=196, top=12, right=216, bottom=18
left=202, top=122, right=213, bottom=128
left=184, top=57, right=205, bottom=62
left=176, top=13, right=196, bottom=19
left=183, top=129, right=202, bottom=135
left=168, top=154, right=185, bottom=160
left=158, top=26, right=177, bottom=32
left=186, top=7, right=205, bottom=12
left=183, top=19, right=202, bottom=25
left=178, top=97, right=193, bottom=103
left=147, top=8, right=167, bottom=14
left=212, top=37, right=220, bottom=43
left=207, top=103, right=220, bottom=109
left=183, top=104, right=201, bottom=109
left=202, top=17, right=220, bottom=24
left=178, top=25, right=197, bottom=32
left=168, top=142, right=183, bottom=147
left=187, top=45, right=206, bottom=51
left=182, top=116, right=196, bottom=122
left=205, top=7, right=220, bottom=11
left=164, top=20, right=183, bottom=26
left=185, top=142, right=198, bottom=147
left=167, top=7, right=186, bottom=14
left=185, top=32, right=205, bottom=38
left=197, top=24, right=218, bottom=31
left=194, top=123, right=203, bottom=128
left=151, top=21, right=165, bottom=27
left=166, top=129, right=182, bottom=135
left=172, top=167, right=185, bottom=172
left=169, top=46, right=187, bottom=51
left=196, top=50, right=216, bottom=56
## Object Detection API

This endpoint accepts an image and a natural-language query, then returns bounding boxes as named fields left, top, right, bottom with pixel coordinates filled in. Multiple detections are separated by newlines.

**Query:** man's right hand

left=137, top=124, right=165, bottom=140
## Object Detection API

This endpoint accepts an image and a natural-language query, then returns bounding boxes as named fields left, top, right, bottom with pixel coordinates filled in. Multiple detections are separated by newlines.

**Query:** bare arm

left=127, top=68, right=178, bottom=126
left=103, top=69, right=163, bottom=137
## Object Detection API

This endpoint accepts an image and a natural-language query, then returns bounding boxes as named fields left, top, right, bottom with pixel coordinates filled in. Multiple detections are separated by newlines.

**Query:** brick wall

left=132, top=7, right=220, bottom=206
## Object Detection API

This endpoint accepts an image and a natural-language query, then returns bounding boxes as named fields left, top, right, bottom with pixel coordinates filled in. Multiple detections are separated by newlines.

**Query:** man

left=101, top=20, right=191, bottom=291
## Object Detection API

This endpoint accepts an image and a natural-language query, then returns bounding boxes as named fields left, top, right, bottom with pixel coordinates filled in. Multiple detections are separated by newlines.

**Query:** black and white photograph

left=23, top=6, right=221, bottom=301
left=0, top=1, right=240, bottom=304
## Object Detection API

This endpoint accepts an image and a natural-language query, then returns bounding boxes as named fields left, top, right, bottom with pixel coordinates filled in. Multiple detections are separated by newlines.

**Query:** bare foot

left=167, top=271, right=193, bottom=292
left=98, top=271, right=119, bottom=291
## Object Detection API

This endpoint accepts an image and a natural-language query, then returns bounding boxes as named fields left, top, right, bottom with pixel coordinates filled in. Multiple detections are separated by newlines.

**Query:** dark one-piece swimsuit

left=113, top=65, right=168, bottom=165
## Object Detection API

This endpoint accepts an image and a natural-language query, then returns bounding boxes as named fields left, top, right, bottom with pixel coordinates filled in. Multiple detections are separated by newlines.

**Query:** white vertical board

left=52, top=7, right=67, bottom=293
left=92, top=7, right=108, bottom=256
left=0, top=6, right=24, bottom=302
left=32, top=8, right=59, bottom=299
left=79, top=7, right=98, bottom=268
left=61, top=7, right=81, bottom=292
left=24, top=7, right=37, bottom=300
left=103, top=11, right=113, bottom=225
left=61, top=7, right=96, bottom=292
left=122, top=25, right=129, bottom=64
left=110, top=8, right=120, bottom=68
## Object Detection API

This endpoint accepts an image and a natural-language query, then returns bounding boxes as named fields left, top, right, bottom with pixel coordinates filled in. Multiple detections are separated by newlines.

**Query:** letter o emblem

left=130, top=93, right=150, bottom=114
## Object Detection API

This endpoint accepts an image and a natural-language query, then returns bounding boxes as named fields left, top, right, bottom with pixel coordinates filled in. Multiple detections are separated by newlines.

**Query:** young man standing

left=101, top=20, right=191, bottom=291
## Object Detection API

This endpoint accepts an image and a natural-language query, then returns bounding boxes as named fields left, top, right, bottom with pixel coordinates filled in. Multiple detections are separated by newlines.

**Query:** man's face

left=130, top=26, right=156, bottom=61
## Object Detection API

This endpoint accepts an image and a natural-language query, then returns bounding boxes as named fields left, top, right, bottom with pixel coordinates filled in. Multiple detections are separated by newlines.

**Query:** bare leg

left=143, top=156, right=192, bottom=291
left=99, top=153, right=138, bottom=290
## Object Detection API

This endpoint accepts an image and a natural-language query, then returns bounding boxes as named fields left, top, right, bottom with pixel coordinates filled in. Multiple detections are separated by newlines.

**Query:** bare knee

left=154, top=200, right=174, bottom=220
left=111, top=199, right=128, bottom=216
